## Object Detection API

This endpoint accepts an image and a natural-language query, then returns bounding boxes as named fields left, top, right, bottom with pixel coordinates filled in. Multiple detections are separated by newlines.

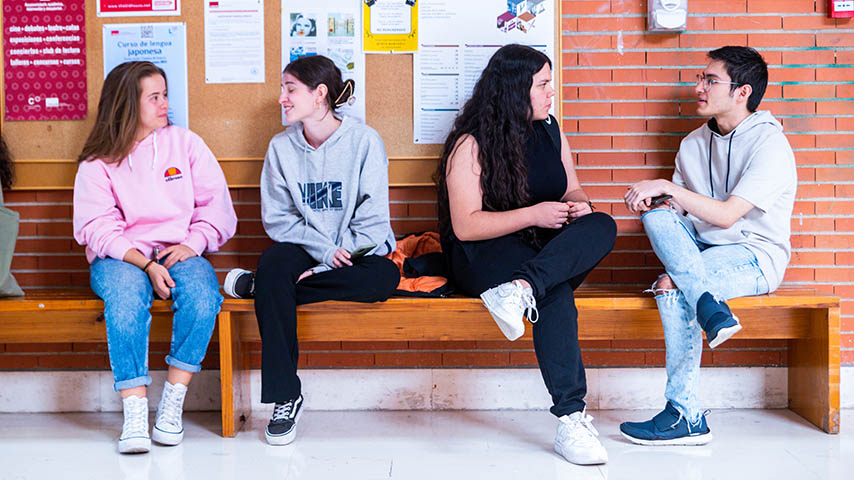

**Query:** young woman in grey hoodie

left=223, top=55, right=400, bottom=446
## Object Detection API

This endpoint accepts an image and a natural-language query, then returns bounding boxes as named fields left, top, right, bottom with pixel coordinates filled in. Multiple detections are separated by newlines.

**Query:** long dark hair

left=0, top=135, right=14, bottom=190
left=78, top=61, right=168, bottom=164
left=434, top=44, right=551, bottom=244
left=284, top=55, right=355, bottom=114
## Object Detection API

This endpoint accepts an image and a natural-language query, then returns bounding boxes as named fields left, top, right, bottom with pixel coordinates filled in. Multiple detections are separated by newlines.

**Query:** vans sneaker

left=224, top=268, right=255, bottom=299
left=480, top=281, right=538, bottom=341
left=152, top=381, right=187, bottom=446
left=696, top=292, right=741, bottom=348
left=620, top=401, right=712, bottom=446
left=554, top=410, right=608, bottom=465
left=119, top=395, right=150, bottom=454
left=266, top=395, right=303, bottom=445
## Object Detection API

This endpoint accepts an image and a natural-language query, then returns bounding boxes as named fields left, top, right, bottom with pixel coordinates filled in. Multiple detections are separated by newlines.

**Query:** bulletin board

left=0, top=0, right=562, bottom=189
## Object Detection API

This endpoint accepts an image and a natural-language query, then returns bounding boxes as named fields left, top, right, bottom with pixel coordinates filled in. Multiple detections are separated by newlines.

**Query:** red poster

left=3, top=0, right=87, bottom=121
left=97, top=0, right=180, bottom=17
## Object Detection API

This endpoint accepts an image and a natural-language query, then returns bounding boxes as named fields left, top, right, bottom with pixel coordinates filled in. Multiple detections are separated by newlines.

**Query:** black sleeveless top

left=525, top=115, right=567, bottom=203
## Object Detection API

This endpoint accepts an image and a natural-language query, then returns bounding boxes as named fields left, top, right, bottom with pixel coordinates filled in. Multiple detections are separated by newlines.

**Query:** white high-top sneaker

left=152, top=381, right=187, bottom=446
left=119, top=395, right=150, bottom=454
left=554, top=410, right=608, bottom=465
left=479, top=281, right=538, bottom=341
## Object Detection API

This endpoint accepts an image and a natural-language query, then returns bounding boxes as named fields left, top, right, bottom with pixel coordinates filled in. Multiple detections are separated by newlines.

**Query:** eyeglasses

left=695, top=74, right=742, bottom=91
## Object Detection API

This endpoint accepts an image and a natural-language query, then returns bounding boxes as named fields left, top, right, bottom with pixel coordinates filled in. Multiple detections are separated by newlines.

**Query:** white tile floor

left=1, top=409, right=852, bottom=479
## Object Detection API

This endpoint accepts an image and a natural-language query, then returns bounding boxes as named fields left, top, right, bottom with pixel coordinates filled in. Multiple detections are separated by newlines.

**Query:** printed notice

left=103, top=23, right=189, bottom=128
left=205, top=0, right=265, bottom=83
left=98, top=0, right=181, bottom=17
left=363, top=0, right=418, bottom=53
left=413, top=0, right=555, bottom=143
left=3, top=0, right=88, bottom=121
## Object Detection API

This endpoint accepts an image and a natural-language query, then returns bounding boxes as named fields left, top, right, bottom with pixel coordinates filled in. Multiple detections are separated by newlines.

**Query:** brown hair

left=0, top=135, right=14, bottom=190
left=78, top=61, right=168, bottom=164
left=284, top=55, right=355, bottom=113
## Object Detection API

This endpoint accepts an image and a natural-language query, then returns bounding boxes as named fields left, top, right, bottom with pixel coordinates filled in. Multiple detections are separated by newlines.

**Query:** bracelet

left=142, top=259, right=155, bottom=273
left=587, top=201, right=596, bottom=212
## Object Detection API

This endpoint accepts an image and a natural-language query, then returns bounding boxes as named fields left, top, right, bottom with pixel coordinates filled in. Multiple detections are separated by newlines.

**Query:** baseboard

left=0, top=366, right=851, bottom=413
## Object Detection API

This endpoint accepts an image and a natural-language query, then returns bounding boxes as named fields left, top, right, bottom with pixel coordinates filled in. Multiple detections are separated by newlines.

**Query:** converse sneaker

left=479, top=281, right=538, bottom=341
left=224, top=268, right=255, bottom=299
left=152, top=381, right=187, bottom=446
left=620, top=401, right=712, bottom=446
left=696, top=292, right=741, bottom=348
left=266, top=395, right=303, bottom=445
left=554, top=410, right=608, bottom=465
left=119, top=395, right=150, bottom=454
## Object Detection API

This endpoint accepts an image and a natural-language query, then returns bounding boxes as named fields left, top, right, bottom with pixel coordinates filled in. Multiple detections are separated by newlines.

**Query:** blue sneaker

left=620, top=402, right=712, bottom=446
left=696, top=292, right=741, bottom=348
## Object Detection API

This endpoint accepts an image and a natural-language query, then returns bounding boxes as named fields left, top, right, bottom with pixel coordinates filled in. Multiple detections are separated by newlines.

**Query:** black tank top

left=525, top=115, right=567, bottom=203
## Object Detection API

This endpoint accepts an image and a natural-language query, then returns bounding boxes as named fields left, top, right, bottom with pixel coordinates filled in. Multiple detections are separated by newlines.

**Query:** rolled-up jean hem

left=165, top=355, right=202, bottom=373
left=114, top=375, right=152, bottom=392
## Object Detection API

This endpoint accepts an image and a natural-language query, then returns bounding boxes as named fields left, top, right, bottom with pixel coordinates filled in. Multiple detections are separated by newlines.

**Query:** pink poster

left=97, top=0, right=180, bottom=17
left=2, top=0, right=87, bottom=121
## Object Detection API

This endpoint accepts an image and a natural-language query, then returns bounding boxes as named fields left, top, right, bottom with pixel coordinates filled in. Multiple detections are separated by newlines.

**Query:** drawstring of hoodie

left=127, top=129, right=159, bottom=171
left=707, top=128, right=735, bottom=198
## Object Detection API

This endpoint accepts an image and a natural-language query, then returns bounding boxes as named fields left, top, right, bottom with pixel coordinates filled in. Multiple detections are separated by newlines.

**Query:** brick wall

left=1, top=0, right=851, bottom=370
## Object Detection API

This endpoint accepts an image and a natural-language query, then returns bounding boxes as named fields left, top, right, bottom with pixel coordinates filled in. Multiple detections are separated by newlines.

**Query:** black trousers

left=447, top=212, right=617, bottom=416
left=254, top=242, right=400, bottom=404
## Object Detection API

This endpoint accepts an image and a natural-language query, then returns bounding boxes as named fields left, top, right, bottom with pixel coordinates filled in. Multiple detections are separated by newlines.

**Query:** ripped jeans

left=642, top=208, right=770, bottom=422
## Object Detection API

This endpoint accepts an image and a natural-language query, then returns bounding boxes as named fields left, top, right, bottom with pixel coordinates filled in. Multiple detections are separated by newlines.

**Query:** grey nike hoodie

left=260, top=115, right=396, bottom=273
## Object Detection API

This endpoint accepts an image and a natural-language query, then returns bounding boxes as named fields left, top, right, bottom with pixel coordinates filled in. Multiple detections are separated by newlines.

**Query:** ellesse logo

left=164, top=167, right=184, bottom=182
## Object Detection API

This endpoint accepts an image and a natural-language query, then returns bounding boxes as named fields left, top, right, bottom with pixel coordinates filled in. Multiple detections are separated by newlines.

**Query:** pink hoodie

left=73, top=126, right=237, bottom=264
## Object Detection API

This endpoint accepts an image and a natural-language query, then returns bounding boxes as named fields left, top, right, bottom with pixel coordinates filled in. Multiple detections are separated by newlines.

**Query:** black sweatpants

left=255, top=242, right=401, bottom=404
left=447, top=212, right=617, bottom=417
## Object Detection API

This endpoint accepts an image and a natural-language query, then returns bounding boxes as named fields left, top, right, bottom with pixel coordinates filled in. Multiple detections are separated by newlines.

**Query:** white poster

left=204, top=0, right=265, bottom=83
left=413, top=0, right=555, bottom=144
left=102, top=23, right=189, bottom=128
left=281, top=0, right=365, bottom=123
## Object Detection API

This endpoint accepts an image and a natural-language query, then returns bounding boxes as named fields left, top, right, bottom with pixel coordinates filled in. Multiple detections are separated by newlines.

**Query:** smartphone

left=648, top=194, right=672, bottom=208
left=349, top=243, right=376, bottom=261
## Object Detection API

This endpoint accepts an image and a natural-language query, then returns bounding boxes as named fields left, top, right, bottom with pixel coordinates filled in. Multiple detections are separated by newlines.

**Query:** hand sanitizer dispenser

left=649, top=0, right=687, bottom=32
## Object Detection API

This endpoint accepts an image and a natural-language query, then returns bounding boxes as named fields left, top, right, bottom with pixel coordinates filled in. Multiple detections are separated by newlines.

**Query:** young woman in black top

left=435, top=44, right=617, bottom=465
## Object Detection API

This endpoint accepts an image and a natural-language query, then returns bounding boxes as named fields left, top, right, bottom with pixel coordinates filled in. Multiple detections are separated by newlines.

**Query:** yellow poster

left=363, top=0, right=418, bottom=53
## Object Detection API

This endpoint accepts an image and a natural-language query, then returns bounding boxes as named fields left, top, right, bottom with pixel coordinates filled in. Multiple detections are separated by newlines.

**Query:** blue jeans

left=642, top=208, right=770, bottom=422
left=90, top=256, right=222, bottom=392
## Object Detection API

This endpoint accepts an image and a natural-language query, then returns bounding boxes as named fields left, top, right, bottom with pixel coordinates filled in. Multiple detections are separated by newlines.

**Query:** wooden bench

left=0, top=287, right=840, bottom=438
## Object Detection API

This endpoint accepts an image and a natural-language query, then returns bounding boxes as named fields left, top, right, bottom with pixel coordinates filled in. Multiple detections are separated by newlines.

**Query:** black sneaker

left=223, top=268, right=255, bottom=299
left=265, top=395, right=303, bottom=445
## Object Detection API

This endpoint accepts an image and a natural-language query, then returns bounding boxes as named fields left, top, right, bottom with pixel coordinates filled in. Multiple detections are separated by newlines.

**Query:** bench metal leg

left=788, top=307, right=840, bottom=434
left=218, top=311, right=251, bottom=437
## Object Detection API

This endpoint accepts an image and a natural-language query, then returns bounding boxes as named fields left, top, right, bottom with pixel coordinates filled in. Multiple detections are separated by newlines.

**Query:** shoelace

left=519, top=288, right=538, bottom=324
left=157, top=388, right=185, bottom=427
left=123, top=399, right=148, bottom=437
left=559, top=412, right=600, bottom=445
left=271, top=401, right=294, bottom=422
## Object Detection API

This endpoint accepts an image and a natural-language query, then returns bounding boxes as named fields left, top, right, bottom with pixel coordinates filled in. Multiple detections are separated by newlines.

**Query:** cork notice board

left=0, top=0, right=562, bottom=189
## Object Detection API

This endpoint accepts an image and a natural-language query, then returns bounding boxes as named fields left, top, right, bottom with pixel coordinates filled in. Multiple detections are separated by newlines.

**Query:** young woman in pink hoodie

left=73, top=61, right=237, bottom=453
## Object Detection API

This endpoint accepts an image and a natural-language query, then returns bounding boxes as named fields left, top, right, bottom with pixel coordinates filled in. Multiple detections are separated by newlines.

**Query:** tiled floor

left=1, top=409, right=852, bottom=479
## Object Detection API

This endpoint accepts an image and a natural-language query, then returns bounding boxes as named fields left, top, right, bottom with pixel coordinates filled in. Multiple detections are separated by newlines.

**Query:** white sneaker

left=479, top=281, right=538, bottom=341
left=119, top=395, right=150, bottom=454
left=152, top=381, right=187, bottom=446
left=554, top=410, right=608, bottom=465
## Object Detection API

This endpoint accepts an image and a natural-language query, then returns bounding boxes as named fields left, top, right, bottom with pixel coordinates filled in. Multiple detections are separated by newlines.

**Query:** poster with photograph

left=102, top=23, right=189, bottom=128
left=97, top=0, right=180, bottom=17
left=281, top=0, right=365, bottom=123
left=3, top=0, right=88, bottom=121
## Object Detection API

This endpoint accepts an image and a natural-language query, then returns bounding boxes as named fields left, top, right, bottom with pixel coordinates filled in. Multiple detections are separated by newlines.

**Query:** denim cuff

left=114, top=375, right=152, bottom=392
left=165, top=355, right=203, bottom=373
